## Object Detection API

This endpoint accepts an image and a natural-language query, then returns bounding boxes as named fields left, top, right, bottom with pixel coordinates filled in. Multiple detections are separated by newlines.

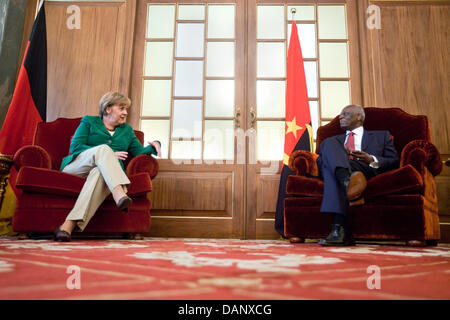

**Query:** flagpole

left=35, top=1, right=44, bottom=18
left=291, top=8, right=296, bottom=21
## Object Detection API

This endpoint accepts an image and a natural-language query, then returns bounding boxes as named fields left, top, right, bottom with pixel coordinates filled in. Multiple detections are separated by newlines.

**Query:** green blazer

left=60, top=116, right=158, bottom=171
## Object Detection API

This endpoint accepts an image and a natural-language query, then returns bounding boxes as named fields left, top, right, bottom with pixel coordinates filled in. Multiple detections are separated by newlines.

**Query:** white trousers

left=62, top=144, right=130, bottom=231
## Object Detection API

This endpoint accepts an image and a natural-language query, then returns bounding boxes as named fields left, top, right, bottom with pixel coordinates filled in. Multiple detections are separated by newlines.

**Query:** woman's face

left=105, top=104, right=128, bottom=126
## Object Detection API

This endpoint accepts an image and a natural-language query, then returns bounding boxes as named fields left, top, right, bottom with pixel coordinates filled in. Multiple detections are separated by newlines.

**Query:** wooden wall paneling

left=46, top=1, right=128, bottom=121
left=436, top=164, right=450, bottom=216
left=436, top=162, right=450, bottom=242
left=359, top=1, right=450, bottom=242
left=359, top=1, right=450, bottom=154
left=347, top=0, right=363, bottom=105
left=118, top=0, right=137, bottom=95
left=358, top=0, right=385, bottom=107
left=128, top=0, right=147, bottom=129
left=378, top=4, right=449, bottom=154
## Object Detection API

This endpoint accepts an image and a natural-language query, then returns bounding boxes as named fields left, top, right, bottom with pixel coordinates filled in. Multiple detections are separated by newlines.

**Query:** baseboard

left=439, top=223, right=450, bottom=243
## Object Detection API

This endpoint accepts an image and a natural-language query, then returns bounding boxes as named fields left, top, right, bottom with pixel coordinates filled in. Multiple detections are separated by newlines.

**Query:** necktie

left=345, top=132, right=355, bottom=159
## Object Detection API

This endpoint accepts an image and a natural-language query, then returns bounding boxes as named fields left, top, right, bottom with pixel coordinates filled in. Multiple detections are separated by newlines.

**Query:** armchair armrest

left=126, top=154, right=159, bottom=179
left=13, top=145, right=52, bottom=171
left=400, top=140, right=442, bottom=176
left=288, top=150, right=319, bottom=176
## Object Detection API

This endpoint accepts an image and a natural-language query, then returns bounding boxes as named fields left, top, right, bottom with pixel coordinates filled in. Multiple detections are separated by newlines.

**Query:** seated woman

left=53, top=92, right=161, bottom=242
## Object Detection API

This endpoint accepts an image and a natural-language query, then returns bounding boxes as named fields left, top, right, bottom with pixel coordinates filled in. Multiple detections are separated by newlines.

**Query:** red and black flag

left=0, top=3, right=46, bottom=234
left=0, top=3, right=47, bottom=156
left=275, top=21, right=313, bottom=237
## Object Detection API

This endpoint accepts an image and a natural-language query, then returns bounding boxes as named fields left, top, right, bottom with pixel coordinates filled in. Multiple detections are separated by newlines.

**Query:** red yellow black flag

left=275, top=21, right=313, bottom=237
left=0, top=3, right=47, bottom=235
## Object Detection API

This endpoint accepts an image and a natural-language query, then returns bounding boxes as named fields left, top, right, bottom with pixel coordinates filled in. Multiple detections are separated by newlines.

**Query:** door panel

left=132, top=0, right=245, bottom=238
left=245, top=0, right=359, bottom=239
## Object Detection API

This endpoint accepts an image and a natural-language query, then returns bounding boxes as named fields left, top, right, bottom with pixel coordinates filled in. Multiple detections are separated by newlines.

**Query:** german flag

left=0, top=3, right=46, bottom=235
left=275, top=21, right=313, bottom=237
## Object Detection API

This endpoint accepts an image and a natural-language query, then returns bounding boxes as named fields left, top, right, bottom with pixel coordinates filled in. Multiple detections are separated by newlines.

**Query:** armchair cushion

left=401, top=140, right=442, bottom=176
left=286, top=164, right=424, bottom=199
left=126, top=154, right=159, bottom=179
left=288, top=150, right=319, bottom=176
left=16, top=167, right=84, bottom=197
left=13, top=145, right=52, bottom=170
left=16, top=166, right=152, bottom=198
left=364, top=164, right=423, bottom=199
left=286, top=176, right=323, bottom=197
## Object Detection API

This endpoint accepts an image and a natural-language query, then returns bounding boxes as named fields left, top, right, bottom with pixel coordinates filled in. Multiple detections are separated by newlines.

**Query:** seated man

left=317, top=104, right=399, bottom=246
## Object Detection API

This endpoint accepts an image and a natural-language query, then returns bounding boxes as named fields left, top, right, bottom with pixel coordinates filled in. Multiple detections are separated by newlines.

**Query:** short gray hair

left=98, top=92, right=131, bottom=118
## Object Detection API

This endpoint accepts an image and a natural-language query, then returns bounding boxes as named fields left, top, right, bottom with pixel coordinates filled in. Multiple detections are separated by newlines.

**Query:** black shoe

left=53, top=227, right=71, bottom=242
left=319, top=224, right=355, bottom=246
left=117, top=196, right=132, bottom=213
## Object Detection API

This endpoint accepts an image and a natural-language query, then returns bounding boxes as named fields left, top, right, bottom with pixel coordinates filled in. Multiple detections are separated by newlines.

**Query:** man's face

left=339, top=106, right=362, bottom=131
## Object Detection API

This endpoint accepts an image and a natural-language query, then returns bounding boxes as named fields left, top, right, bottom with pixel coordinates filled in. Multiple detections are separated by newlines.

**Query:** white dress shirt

left=345, top=126, right=379, bottom=168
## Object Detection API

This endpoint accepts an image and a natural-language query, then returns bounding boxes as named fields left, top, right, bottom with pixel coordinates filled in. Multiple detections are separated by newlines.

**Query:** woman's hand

left=148, top=141, right=161, bottom=157
left=114, top=151, right=129, bottom=161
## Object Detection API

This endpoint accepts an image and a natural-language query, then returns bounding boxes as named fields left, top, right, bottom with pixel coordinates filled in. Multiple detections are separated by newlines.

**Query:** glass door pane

left=176, top=23, right=205, bottom=57
left=141, top=3, right=236, bottom=161
left=147, top=5, right=175, bottom=38
left=207, top=5, right=235, bottom=38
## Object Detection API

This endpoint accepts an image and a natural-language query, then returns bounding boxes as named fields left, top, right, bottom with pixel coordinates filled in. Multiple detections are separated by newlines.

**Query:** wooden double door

left=129, top=0, right=357, bottom=239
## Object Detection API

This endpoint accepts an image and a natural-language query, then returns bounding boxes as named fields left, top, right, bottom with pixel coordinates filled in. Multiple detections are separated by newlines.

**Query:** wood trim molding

left=371, top=0, right=450, bottom=3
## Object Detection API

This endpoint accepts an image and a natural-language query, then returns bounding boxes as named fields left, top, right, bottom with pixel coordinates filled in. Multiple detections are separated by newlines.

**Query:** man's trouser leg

left=318, top=137, right=378, bottom=215
left=318, top=137, right=350, bottom=215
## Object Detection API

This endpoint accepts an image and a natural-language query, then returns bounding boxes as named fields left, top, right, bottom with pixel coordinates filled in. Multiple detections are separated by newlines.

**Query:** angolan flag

left=274, top=21, right=313, bottom=238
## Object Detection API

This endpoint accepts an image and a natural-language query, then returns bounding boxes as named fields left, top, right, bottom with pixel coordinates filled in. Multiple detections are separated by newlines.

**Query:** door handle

left=250, top=108, right=256, bottom=129
left=235, top=108, right=241, bottom=129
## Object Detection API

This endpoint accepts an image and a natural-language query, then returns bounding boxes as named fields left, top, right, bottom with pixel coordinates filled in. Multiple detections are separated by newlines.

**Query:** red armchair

left=284, top=107, right=442, bottom=246
left=12, top=117, right=159, bottom=237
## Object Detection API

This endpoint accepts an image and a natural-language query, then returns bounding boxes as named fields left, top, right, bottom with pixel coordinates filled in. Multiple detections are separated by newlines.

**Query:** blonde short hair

left=98, top=92, right=131, bottom=118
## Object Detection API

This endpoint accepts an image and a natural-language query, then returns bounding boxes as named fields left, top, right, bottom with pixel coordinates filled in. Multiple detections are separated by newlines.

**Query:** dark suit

left=317, top=129, right=399, bottom=215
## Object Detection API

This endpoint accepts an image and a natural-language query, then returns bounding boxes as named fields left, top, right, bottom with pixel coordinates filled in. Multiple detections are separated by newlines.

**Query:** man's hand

left=350, top=150, right=374, bottom=164
left=148, top=141, right=161, bottom=157
left=115, top=151, right=129, bottom=161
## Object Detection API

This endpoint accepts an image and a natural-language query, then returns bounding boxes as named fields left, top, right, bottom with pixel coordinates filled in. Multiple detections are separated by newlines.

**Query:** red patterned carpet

left=0, top=237, right=449, bottom=300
